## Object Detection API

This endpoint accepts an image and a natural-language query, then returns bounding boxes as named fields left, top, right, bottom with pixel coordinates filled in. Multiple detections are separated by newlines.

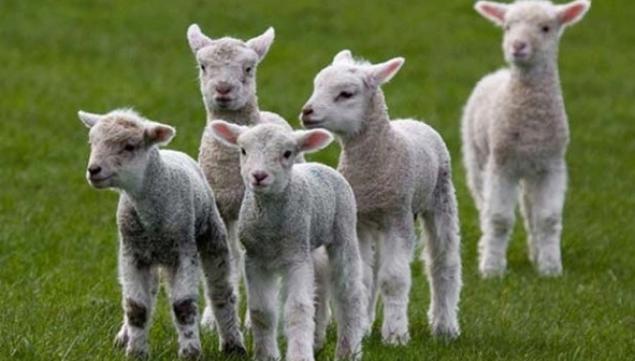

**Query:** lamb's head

left=475, top=0, right=590, bottom=68
left=78, top=109, right=175, bottom=190
left=300, top=50, right=404, bottom=137
left=209, top=121, right=333, bottom=195
left=187, top=24, right=275, bottom=112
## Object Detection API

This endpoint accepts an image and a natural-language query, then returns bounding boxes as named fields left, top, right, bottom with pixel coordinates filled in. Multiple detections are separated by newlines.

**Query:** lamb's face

left=196, top=39, right=260, bottom=111
left=301, top=51, right=404, bottom=137
left=78, top=110, right=175, bottom=190
left=501, top=2, right=561, bottom=67
left=187, top=25, right=275, bottom=113
left=208, top=121, right=333, bottom=196
left=300, top=64, right=370, bottom=136
left=236, top=125, right=297, bottom=195
left=475, top=1, right=591, bottom=68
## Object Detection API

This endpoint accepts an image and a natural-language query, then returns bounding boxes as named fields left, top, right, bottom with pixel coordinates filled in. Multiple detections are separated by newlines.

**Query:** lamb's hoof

left=314, top=337, right=326, bottom=353
left=178, top=345, right=202, bottom=360
left=381, top=327, right=410, bottom=346
left=537, top=262, right=562, bottom=277
left=200, top=306, right=216, bottom=332
left=479, top=257, right=507, bottom=278
left=125, top=346, right=149, bottom=359
left=114, top=326, right=129, bottom=349
left=222, top=341, right=247, bottom=356
left=430, top=322, right=460, bottom=341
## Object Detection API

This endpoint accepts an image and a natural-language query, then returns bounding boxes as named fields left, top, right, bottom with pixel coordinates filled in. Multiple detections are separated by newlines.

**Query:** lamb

left=462, top=0, right=591, bottom=277
left=186, top=24, right=304, bottom=330
left=78, top=109, right=245, bottom=359
left=300, top=50, right=462, bottom=343
left=209, top=121, right=367, bottom=361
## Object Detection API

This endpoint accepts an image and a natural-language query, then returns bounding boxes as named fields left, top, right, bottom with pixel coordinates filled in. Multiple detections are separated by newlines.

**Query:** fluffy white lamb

left=209, top=121, right=367, bottom=361
left=186, top=24, right=304, bottom=330
left=462, top=0, right=591, bottom=277
left=301, top=51, right=462, bottom=343
left=78, top=109, right=245, bottom=359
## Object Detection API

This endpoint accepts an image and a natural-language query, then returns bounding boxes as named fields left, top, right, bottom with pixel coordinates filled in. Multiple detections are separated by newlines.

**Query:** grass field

left=1, top=0, right=634, bottom=360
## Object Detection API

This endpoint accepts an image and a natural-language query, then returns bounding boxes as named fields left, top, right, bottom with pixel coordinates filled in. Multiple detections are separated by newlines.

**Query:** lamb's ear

left=474, top=1, right=509, bottom=26
left=364, top=57, right=405, bottom=87
left=556, top=0, right=591, bottom=27
left=187, top=24, right=213, bottom=53
left=295, top=129, right=334, bottom=153
left=246, top=27, right=275, bottom=61
left=332, top=49, right=353, bottom=65
left=78, top=110, right=103, bottom=128
left=209, top=120, right=246, bottom=148
left=145, top=122, right=176, bottom=146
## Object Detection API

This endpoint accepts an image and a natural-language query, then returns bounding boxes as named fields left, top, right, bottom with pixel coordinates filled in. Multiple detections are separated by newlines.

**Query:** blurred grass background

left=1, top=0, right=634, bottom=360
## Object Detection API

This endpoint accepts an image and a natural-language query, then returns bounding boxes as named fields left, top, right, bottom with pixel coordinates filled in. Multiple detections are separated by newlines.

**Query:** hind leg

left=519, top=181, right=537, bottom=263
left=479, top=166, right=519, bottom=277
left=378, top=215, right=415, bottom=345
left=357, top=226, right=379, bottom=330
left=312, top=247, right=331, bottom=352
left=523, top=164, right=567, bottom=276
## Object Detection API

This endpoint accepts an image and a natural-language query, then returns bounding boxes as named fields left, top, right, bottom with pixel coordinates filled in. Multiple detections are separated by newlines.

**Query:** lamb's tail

left=421, top=163, right=462, bottom=339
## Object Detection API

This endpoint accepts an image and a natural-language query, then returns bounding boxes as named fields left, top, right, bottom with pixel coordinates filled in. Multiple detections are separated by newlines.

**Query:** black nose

left=88, top=165, right=101, bottom=176
left=252, top=171, right=268, bottom=183
left=302, top=107, right=314, bottom=116
left=216, top=84, right=233, bottom=95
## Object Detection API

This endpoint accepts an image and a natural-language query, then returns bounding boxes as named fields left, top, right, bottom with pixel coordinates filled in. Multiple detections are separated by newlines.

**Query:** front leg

left=116, top=251, right=159, bottom=359
left=166, top=249, right=203, bottom=360
left=245, top=259, right=281, bottom=361
left=283, top=261, right=316, bottom=361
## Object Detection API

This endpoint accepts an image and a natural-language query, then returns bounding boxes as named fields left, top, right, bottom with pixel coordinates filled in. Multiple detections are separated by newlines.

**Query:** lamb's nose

left=252, top=171, right=268, bottom=184
left=215, top=84, right=233, bottom=95
left=302, top=107, right=314, bottom=117
left=513, top=41, right=527, bottom=51
left=88, top=165, right=102, bottom=176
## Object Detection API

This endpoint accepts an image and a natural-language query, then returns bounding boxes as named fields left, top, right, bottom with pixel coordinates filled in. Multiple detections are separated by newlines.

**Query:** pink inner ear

left=300, top=131, right=331, bottom=152
left=479, top=3, right=506, bottom=23
left=211, top=123, right=239, bottom=145
left=559, top=2, right=587, bottom=25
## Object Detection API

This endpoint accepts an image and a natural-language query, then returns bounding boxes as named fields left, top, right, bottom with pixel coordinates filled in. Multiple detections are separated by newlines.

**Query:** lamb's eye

left=504, top=24, right=511, bottom=31
left=245, top=66, right=253, bottom=74
left=283, top=150, right=292, bottom=159
left=241, top=148, right=246, bottom=156
left=336, top=91, right=354, bottom=101
left=200, top=64, right=206, bottom=72
left=542, top=25, right=550, bottom=33
left=124, top=144, right=136, bottom=152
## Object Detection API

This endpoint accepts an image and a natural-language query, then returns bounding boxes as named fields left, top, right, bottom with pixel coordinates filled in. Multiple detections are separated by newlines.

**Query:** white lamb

left=462, top=0, right=591, bottom=277
left=209, top=121, right=367, bottom=361
left=186, top=24, right=305, bottom=330
left=78, top=109, right=245, bottom=359
left=301, top=51, right=462, bottom=343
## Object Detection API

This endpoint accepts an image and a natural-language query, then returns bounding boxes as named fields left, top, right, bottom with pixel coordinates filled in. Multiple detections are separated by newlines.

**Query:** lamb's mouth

left=88, top=174, right=114, bottom=187
left=302, top=119, right=324, bottom=128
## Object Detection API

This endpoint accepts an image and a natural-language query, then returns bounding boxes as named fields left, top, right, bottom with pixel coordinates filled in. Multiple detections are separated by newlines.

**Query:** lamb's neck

left=122, top=149, right=170, bottom=226
left=509, top=60, right=562, bottom=98
left=206, top=96, right=260, bottom=126
left=340, top=90, right=393, bottom=164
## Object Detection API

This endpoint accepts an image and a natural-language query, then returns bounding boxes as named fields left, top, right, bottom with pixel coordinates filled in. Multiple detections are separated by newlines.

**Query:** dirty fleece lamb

left=462, top=0, right=591, bottom=277
left=301, top=51, right=462, bottom=343
left=210, top=121, right=367, bottom=361
left=78, top=109, right=245, bottom=359
left=186, top=24, right=304, bottom=329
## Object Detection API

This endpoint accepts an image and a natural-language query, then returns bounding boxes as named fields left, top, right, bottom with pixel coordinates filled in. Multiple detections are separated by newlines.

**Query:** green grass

left=1, top=0, right=634, bottom=360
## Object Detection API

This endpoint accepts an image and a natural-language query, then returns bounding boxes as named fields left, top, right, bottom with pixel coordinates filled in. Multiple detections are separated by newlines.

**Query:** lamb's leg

left=283, top=261, right=316, bottom=361
left=116, top=253, right=158, bottom=359
left=245, top=259, right=280, bottom=361
left=479, top=167, right=518, bottom=277
left=357, top=227, right=378, bottom=329
left=327, top=224, right=367, bottom=360
left=524, top=164, right=566, bottom=276
left=378, top=215, right=415, bottom=346
left=463, top=136, right=485, bottom=212
left=166, top=252, right=203, bottom=360
left=421, top=169, right=462, bottom=339
left=199, top=220, right=246, bottom=354
left=201, top=220, right=244, bottom=331
left=519, top=181, right=537, bottom=262
left=312, top=247, right=331, bottom=352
